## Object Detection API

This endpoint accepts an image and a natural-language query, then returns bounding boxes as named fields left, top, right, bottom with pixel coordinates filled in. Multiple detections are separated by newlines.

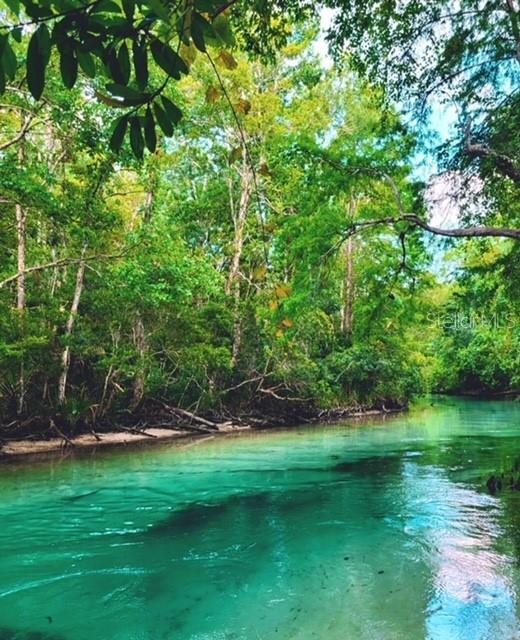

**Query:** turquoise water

left=2, top=398, right=520, bottom=639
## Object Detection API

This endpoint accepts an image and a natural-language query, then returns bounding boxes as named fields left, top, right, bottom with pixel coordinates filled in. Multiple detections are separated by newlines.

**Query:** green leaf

left=144, top=108, right=157, bottom=152
left=109, top=115, right=128, bottom=152
left=0, top=66, right=5, bottom=95
left=3, top=0, right=20, bottom=16
left=27, top=24, right=51, bottom=100
left=150, top=39, right=188, bottom=80
left=148, top=0, right=169, bottom=20
left=92, top=0, right=121, bottom=12
left=118, top=41, right=130, bottom=85
left=2, top=39, right=17, bottom=80
left=191, top=12, right=214, bottom=52
left=106, top=47, right=126, bottom=84
left=132, top=41, right=148, bottom=90
left=194, top=0, right=220, bottom=11
left=60, top=49, right=78, bottom=88
left=106, top=83, right=149, bottom=105
left=212, top=15, right=235, bottom=47
left=191, top=21, right=206, bottom=52
left=153, top=102, right=173, bottom=137
left=129, top=116, right=144, bottom=158
left=122, top=0, right=135, bottom=20
left=77, top=49, right=96, bottom=78
left=11, top=27, right=22, bottom=43
left=161, top=96, right=182, bottom=125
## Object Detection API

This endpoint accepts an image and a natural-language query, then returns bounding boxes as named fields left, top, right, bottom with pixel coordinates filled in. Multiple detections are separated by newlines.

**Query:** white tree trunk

left=58, top=247, right=86, bottom=403
left=15, top=201, right=26, bottom=414
left=226, top=147, right=253, bottom=366
left=341, top=198, right=357, bottom=341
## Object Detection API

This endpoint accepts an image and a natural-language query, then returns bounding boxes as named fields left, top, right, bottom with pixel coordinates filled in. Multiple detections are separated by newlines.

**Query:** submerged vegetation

left=0, top=1, right=518, bottom=436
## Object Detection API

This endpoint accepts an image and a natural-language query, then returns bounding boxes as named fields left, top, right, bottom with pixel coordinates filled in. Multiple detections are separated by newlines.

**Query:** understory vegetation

left=0, top=1, right=518, bottom=436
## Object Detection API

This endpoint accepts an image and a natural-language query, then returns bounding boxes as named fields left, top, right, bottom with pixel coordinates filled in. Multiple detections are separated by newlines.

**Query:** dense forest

left=0, top=0, right=518, bottom=437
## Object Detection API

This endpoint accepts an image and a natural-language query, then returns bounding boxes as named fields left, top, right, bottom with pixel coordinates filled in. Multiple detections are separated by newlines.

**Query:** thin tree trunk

left=341, top=197, right=356, bottom=341
left=226, top=146, right=253, bottom=296
left=58, top=247, right=86, bottom=404
left=341, top=236, right=355, bottom=339
left=226, top=147, right=253, bottom=366
left=16, top=144, right=26, bottom=415
left=130, top=179, right=155, bottom=409
left=131, top=313, right=148, bottom=411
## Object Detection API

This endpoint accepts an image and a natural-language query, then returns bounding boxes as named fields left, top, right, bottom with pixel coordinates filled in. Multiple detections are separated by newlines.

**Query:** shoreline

left=0, top=406, right=405, bottom=461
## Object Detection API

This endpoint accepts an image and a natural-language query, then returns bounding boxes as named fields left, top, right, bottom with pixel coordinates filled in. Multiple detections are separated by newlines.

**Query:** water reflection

left=402, top=461, right=520, bottom=638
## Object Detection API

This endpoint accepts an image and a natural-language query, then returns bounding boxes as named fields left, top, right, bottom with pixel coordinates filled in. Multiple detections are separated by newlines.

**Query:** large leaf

left=150, top=39, right=188, bottom=80
left=190, top=12, right=209, bottom=52
left=3, top=0, right=20, bottom=15
left=27, top=24, right=51, bottom=100
left=60, top=48, right=78, bottom=88
left=0, top=36, right=17, bottom=81
left=118, top=42, right=131, bottom=85
left=77, top=49, right=96, bottom=78
left=109, top=115, right=128, bottom=152
left=153, top=102, right=173, bottom=137
left=106, top=47, right=126, bottom=84
left=161, top=96, right=182, bottom=124
left=144, top=108, right=157, bottom=152
left=122, top=0, right=135, bottom=20
left=148, top=0, right=169, bottom=20
left=132, top=41, right=148, bottom=90
left=106, top=83, right=149, bottom=105
left=129, top=116, right=144, bottom=158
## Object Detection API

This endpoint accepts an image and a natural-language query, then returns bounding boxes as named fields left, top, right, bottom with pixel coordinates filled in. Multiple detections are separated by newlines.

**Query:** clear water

left=2, top=398, right=520, bottom=640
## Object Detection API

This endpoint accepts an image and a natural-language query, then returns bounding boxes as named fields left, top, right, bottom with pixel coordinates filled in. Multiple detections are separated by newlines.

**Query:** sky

left=313, top=8, right=463, bottom=232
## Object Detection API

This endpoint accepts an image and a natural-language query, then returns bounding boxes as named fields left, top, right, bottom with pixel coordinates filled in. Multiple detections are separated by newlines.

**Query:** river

left=2, top=397, right=520, bottom=639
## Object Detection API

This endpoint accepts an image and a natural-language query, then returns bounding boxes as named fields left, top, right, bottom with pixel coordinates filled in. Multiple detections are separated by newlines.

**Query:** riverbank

left=0, top=404, right=405, bottom=459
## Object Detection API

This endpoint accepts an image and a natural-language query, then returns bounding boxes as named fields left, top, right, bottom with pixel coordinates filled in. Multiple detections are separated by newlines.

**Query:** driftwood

left=117, top=426, right=158, bottom=438
left=49, top=418, right=75, bottom=447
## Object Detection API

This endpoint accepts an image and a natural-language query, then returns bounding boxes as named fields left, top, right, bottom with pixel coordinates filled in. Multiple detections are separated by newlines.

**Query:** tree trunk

left=130, top=180, right=155, bottom=409
left=341, top=197, right=356, bottom=342
left=58, top=247, right=86, bottom=404
left=226, top=146, right=253, bottom=296
left=131, top=313, right=148, bottom=411
left=15, top=144, right=26, bottom=415
left=341, top=235, right=355, bottom=340
left=226, top=146, right=253, bottom=366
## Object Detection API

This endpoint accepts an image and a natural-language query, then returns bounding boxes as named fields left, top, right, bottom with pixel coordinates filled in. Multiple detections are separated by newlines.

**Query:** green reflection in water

left=1, top=397, right=520, bottom=639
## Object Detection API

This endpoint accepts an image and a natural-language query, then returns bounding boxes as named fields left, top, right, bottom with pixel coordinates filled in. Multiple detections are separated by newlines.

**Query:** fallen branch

left=169, top=406, right=220, bottom=430
left=49, top=418, right=75, bottom=447
left=117, top=426, right=158, bottom=438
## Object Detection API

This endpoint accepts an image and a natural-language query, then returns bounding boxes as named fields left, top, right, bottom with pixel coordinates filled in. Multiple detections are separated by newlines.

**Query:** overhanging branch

left=308, top=149, right=520, bottom=241
left=348, top=215, right=520, bottom=240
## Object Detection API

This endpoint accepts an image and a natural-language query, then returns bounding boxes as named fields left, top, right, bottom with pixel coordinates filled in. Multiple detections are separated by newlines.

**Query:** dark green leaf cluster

left=0, top=0, right=233, bottom=155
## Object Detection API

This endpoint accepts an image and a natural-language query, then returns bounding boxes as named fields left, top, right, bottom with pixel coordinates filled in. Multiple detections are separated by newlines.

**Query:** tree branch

left=0, top=115, right=37, bottom=151
left=309, top=149, right=520, bottom=241
left=348, top=215, right=520, bottom=240
left=0, top=252, right=125, bottom=290
left=465, top=132, right=520, bottom=185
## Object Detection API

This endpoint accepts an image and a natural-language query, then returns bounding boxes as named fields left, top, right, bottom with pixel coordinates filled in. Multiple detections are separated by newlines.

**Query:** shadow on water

left=146, top=454, right=404, bottom=538
left=331, top=454, right=402, bottom=476
left=0, top=628, right=66, bottom=640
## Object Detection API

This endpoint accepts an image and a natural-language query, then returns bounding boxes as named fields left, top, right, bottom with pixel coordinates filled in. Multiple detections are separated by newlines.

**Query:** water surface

left=2, top=398, right=520, bottom=639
